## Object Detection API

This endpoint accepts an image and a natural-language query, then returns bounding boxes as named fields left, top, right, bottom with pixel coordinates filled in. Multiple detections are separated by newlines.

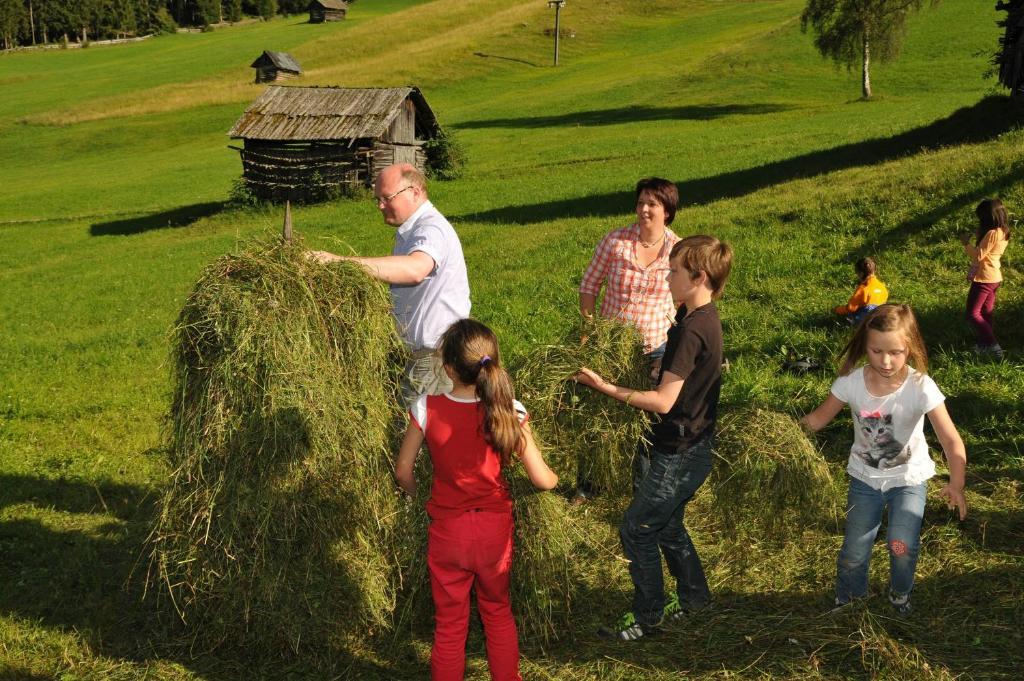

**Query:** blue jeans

left=620, top=437, right=714, bottom=626
left=835, top=477, right=926, bottom=603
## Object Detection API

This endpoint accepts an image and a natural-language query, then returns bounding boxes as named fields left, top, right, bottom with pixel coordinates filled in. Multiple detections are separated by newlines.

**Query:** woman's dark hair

left=854, top=256, right=877, bottom=283
left=440, top=319, right=522, bottom=465
left=975, top=198, right=1011, bottom=246
left=635, top=177, right=679, bottom=225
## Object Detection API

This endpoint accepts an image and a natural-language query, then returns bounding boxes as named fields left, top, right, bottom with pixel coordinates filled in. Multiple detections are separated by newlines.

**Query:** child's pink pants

left=428, top=509, right=520, bottom=681
left=965, top=281, right=1001, bottom=347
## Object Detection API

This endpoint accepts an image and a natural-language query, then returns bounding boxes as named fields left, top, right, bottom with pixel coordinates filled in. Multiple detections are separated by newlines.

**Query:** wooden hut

left=227, top=85, right=441, bottom=203
left=250, top=51, right=302, bottom=84
left=309, top=0, right=348, bottom=23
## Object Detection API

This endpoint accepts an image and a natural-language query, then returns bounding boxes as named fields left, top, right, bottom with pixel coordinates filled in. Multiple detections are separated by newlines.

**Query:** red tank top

left=410, top=394, right=524, bottom=519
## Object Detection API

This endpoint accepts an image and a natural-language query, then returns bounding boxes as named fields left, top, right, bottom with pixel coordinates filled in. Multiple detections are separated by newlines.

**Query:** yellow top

left=964, top=227, right=1009, bottom=284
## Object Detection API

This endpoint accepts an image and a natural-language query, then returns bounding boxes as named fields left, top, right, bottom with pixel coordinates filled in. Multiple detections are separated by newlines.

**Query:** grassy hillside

left=1, top=0, right=1022, bottom=678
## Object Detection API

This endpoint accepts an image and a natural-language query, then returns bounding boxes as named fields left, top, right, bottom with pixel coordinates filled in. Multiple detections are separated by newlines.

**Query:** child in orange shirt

left=835, top=257, right=888, bottom=325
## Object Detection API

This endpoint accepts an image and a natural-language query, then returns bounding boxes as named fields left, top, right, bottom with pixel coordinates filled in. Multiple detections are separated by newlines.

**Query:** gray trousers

left=401, top=350, right=453, bottom=409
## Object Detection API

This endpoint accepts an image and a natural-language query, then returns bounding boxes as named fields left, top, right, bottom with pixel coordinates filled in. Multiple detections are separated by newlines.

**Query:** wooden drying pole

left=548, top=0, right=566, bottom=66
left=282, top=200, right=293, bottom=242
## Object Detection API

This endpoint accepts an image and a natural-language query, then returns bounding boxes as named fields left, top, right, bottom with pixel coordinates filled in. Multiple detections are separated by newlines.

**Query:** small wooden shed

left=250, top=51, right=302, bottom=84
left=228, top=85, right=441, bottom=203
left=309, top=0, right=347, bottom=23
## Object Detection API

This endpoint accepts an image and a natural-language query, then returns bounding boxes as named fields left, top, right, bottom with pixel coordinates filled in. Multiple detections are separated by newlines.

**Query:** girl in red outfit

left=395, top=318, right=558, bottom=681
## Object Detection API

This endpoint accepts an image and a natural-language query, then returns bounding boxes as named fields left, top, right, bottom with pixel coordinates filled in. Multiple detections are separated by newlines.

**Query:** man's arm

left=308, top=250, right=435, bottom=285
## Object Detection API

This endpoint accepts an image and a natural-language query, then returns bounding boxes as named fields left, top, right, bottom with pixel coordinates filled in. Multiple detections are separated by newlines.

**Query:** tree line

left=0, top=0, right=317, bottom=49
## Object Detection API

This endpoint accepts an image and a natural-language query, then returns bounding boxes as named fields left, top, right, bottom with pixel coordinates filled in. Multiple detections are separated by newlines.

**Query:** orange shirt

left=834, top=275, right=888, bottom=316
left=965, top=228, right=1009, bottom=284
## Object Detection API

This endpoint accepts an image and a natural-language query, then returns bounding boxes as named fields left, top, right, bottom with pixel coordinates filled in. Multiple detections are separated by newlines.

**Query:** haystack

left=513, top=317, right=649, bottom=496
left=711, top=407, right=837, bottom=543
left=146, top=238, right=406, bottom=662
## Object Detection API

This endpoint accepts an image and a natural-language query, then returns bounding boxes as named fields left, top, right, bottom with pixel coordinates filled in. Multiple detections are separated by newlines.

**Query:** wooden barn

left=250, top=51, right=302, bottom=84
left=227, top=85, right=441, bottom=203
left=308, top=0, right=347, bottom=23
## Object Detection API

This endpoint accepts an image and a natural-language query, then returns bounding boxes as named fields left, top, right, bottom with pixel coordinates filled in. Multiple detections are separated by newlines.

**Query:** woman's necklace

left=638, top=231, right=665, bottom=248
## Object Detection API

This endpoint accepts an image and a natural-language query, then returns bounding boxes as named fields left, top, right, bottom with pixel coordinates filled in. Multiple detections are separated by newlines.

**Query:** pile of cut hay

left=710, top=407, right=837, bottom=543
left=513, top=317, right=649, bottom=496
left=146, top=238, right=406, bottom=662
left=506, top=466, right=577, bottom=647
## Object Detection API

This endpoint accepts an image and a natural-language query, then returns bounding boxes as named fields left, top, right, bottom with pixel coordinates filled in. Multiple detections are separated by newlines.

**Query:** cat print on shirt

left=854, top=412, right=911, bottom=469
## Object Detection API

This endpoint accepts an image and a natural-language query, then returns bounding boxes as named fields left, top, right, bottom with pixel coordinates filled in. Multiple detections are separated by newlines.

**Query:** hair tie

left=479, top=355, right=492, bottom=366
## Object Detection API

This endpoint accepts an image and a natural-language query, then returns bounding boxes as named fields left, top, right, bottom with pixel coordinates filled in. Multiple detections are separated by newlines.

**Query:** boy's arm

left=395, top=424, right=425, bottom=496
left=800, top=394, right=845, bottom=432
left=575, top=368, right=684, bottom=415
left=518, top=422, right=559, bottom=490
left=927, top=403, right=968, bottom=520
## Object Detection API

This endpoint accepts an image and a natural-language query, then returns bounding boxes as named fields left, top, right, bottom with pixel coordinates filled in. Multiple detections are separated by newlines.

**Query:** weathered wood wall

left=238, top=140, right=370, bottom=202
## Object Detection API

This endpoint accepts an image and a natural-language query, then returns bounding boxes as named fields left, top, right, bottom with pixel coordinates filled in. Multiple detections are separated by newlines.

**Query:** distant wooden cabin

left=250, top=51, right=302, bottom=84
left=309, top=0, right=348, bottom=23
left=227, top=85, right=441, bottom=203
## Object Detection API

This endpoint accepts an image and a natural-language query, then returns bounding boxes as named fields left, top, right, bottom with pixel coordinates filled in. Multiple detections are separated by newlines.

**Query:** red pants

left=427, top=509, right=520, bottom=681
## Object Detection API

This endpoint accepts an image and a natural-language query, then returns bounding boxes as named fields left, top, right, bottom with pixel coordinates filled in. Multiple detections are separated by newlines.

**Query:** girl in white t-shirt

left=801, top=304, right=967, bottom=615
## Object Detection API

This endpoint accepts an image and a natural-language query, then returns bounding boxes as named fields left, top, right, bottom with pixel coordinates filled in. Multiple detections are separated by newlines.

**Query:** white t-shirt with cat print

left=830, top=367, right=945, bottom=491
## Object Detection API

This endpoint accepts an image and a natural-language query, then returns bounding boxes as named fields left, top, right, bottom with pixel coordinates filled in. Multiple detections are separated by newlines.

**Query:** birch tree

left=801, top=0, right=938, bottom=99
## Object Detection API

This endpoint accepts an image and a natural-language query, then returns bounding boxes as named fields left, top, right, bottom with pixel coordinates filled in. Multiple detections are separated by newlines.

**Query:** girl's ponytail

left=475, top=360, right=522, bottom=467
left=440, top=319, right=524, bottom=466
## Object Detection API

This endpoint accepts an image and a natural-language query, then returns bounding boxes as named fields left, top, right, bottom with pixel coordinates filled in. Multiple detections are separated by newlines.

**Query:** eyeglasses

left=375, top=185, right=413, bottom=205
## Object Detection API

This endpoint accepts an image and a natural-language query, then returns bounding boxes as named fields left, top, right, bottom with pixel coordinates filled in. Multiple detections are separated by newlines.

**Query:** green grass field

left=1, top=0, right=1022, bottom=678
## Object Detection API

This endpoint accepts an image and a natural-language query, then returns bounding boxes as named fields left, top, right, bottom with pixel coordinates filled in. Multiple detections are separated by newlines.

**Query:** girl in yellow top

left=961, top=199, right=1012, bottom=360
left=835, top=257, right=889, bottom=325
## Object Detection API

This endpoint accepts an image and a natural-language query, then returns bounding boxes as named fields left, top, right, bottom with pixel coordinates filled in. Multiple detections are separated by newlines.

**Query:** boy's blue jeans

left=620, top=437, right=714, bottom=626
left=836, top=477, right=927, bottom=603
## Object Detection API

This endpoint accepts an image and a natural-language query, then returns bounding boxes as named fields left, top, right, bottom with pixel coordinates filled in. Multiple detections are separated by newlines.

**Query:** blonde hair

left=440, top=319, right=522, bottom=465
left=838, top=304, right=929, bottom=376
left=669, top=235, right=733, bottom=298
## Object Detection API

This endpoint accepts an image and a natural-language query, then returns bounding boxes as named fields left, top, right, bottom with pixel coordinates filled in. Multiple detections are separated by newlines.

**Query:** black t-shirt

left=650, top=302, right=723, bottom=453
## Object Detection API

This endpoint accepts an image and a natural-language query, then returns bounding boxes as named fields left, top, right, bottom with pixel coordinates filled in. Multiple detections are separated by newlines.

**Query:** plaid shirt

left=579, top=224, right=679, bottom=353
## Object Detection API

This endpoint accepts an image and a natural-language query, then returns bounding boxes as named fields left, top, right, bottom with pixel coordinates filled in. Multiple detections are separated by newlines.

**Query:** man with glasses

left=310, top=163, right=471, bottom=406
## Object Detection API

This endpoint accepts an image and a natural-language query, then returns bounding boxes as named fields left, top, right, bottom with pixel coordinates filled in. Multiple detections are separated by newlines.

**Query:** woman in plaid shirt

left=579, top=177, right=681, bottom=360
left=575, top=177, right=680, bottom=502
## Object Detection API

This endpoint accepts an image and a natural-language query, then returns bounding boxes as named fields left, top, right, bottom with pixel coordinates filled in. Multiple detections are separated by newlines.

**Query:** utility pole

left=547, top=0, right=565, bottom=66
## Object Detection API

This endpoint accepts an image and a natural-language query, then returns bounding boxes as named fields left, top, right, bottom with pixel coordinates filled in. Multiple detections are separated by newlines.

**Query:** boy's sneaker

left=597, top=611, right=660, bottom=641
left=989, top=344, right=1005, bottom=361
left=889, top=591, right=912, bottom=617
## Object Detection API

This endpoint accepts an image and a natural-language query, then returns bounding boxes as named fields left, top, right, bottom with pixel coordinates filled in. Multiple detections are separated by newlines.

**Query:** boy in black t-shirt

left=576, top=235, right=733, bottom=641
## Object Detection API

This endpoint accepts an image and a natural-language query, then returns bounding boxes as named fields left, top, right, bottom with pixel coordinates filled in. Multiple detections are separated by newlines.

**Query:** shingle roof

left=310, top=0, right=348, bottom=10
left=227, top=86, right=439, bottom=141
left=250, top=51, right=302, bottom=73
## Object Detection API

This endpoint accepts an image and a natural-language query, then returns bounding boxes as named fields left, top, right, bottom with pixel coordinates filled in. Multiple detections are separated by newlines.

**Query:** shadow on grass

left=89, top=202, right=223, bottom=237
left=545, top=566, right=1023, bottom=677
left=0, top=471, right=400, bottom=679
left=452, top=103, right=792, bottom=130
left=852, top=158, right=1024, bottom=259
left=472, top=51, right=541, bottom=68
left=452, top=96, right=1024, bottom=225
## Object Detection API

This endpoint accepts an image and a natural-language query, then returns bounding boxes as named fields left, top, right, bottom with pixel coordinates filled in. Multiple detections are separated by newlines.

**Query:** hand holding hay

left=513, top=316, right=650, bottom=496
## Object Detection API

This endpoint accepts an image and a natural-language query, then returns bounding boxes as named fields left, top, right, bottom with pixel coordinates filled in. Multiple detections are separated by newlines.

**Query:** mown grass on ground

left=1, top=0, right=1022, bottom=678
